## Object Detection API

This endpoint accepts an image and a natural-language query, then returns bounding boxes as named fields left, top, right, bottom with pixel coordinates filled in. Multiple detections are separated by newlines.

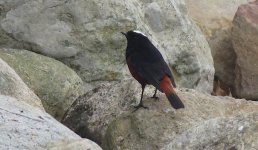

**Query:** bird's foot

left=132, top=103, right=148, bottom=112
left=151, top=95, right=159, bottom=100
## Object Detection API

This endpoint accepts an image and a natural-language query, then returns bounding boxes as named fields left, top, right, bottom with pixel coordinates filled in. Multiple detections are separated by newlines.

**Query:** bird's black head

left=122, top=30, right=161, bottom=60
left=121, top=30, right=149, bottom=47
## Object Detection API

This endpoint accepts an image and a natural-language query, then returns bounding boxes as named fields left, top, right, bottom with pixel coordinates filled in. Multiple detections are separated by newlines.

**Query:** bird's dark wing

left=129, top=53, right=176, bottom=91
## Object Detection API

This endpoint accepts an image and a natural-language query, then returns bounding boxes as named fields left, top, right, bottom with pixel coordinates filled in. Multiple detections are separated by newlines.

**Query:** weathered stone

left=162, top=113, right=258, bottom=150
left=144, top=2, right=163, bottom=32
left=103, top=89, right=258, bottom=150
left=185, top=0, right=252, bottom=88
left=46, top=139, right=102, bottom=150
left=0, top=48, right=83, bottom=120
left=62, top=79, right=142, bottom=145
left=209, top=29, right=236, bottom=89
left=144, top=1, right=214, bottom=93
left=232, top=0, right=258, bottom=100
left=0, top=58, right=43, bottom=109
left=0, top=0, right=214, bottom=93
left=62, top=78, right=258, bottom=149
left=0, top=95, right=101, bottom=150
left=185, top=0, right=252, bottom=37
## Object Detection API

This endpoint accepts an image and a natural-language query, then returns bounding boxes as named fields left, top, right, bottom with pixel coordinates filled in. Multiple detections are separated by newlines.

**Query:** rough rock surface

left=142, top=1, right=214, bottom=93
left=62, top=78, right=258, bottom=149
left=0, top=0, right=214, bottom=93
left=103, top=89, right=258, bottom=150
left=232, top=0, right=258, bottom=100
left=209, top=29, right=236, bottom=90
left=185, top=0, right=253, bottom=88
left=162, top=113, right=258, bottom=150
left=0, top=48, right=84, bottom=120
left=0, top=58, right=43, bottom=109
left=185, top=0, right=253, bottom=37
left=0, top=95, right=102, bottom=150
left=46, top=139, right=102, bottom=150
left=62, top=79, right=141, bottom=145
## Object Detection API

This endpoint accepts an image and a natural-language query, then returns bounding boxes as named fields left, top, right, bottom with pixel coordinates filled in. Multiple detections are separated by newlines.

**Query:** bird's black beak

left=121, top=32, right=127, bottom=36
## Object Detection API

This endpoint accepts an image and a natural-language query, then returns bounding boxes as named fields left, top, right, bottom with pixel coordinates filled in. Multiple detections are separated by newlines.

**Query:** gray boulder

left=0, top=58, right=43, bottom=109
left=144, top=1, right=214, bottom=93
left=62, top=79, right=141, bottom=145
left=0, top=95, right=102, bottom=150
left=0, top=0, right=214, bottom=93
left=0, top=48, right=84, bottom=120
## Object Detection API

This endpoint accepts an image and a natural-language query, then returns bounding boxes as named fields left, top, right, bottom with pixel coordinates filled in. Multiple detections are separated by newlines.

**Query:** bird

left=121, top=30, right=184, bottom=110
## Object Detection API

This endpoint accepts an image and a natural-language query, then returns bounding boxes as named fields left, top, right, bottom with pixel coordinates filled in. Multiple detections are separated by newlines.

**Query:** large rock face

left=0, top=95, right=102, bottom=150
left=185, top=0, right=252, bottom=89
left=0, top=0, right=214, bottom=93
left=0, top=58, right=43, bottom=109
left=232, top=1, right=258, bottom=100
left=103, top=89, right=258, bottom=150
left=0, top=48, right=84, bottom=120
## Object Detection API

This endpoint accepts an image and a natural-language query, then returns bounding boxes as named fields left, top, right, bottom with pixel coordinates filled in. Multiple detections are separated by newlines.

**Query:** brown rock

left=232, top=0, right=258, bottom=100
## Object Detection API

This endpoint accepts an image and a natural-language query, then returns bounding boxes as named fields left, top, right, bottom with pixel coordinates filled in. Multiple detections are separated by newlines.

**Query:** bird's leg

left=134, top=84, right=148, bottom=111
left=151, top=88, right=159, bottom=100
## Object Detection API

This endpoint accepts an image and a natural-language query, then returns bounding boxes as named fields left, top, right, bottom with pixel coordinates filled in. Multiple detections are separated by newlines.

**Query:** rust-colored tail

left=160, top=76, right=184, bottom=109
left=165, top=92, right=184, bottom=109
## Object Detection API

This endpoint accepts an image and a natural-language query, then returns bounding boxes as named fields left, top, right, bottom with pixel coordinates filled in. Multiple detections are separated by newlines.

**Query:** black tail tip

left=167, top=93, right=185, bottom=109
